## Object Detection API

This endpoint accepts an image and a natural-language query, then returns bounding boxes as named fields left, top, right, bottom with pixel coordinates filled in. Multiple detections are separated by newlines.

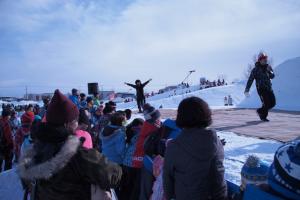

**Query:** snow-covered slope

left=118, top=83, right=245, bottom=110
left=239, top=57, right=300, bottom=111
left=118, top=57, right=300, bottom=111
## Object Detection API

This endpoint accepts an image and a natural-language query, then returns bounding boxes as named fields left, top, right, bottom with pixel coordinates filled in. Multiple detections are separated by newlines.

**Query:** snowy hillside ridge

left=118, top=56, right=300, bottom=111
left=239, top=56, right=300, bottom=111
left=118, top=83, right=246, bottom=110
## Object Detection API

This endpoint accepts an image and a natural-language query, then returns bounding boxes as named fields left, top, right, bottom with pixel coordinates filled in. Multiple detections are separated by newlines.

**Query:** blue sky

left=1, top=0, right=300, bottom=97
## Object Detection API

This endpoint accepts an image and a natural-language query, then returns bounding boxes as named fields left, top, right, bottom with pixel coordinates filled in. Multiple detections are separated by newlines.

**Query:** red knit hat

left=21, top=111, right=35, bottom=126
left=46, top=89, right=79, bottom=125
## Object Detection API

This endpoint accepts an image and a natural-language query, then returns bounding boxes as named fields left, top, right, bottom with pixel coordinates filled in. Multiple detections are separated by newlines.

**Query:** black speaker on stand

left=88, top=83, right=99, bottom=95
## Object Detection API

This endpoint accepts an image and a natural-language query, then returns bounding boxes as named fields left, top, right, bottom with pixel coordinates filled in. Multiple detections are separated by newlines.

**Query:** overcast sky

left=1, top=0, right=300, bottom=97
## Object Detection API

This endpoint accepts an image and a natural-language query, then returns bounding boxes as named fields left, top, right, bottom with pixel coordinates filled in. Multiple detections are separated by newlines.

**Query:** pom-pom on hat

left=241, top=155, right=269, bottom=191
left=268, top=140, right=300, bottom=200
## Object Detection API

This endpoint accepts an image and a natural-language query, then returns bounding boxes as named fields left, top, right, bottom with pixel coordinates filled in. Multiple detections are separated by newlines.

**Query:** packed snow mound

left=118, top=83, right=245, bottom=110
left=239, top=56, right=300, bottom=111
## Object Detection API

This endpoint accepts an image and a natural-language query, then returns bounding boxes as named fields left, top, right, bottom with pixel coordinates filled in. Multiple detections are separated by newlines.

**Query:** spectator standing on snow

left=163, top=97, right=227, bottom=200
left=39, top=97, right=50, bottom=118
left=14, top=111, right=35, bottom=162
left=17, top=89, right=122, bottom=200
left=75, top=108, right=93, bottom=149
left=125, top=79, right=152, bottom=113
left=121, top=118, right=144, bottom=200
left=80, top=93, right=87, bottom=108
left=93, top=92, right=101, bottom=107
left=133, top=104, right=161, bottom=200
left=228, top=95, right=233, bottom=106
left=101, top=112, right=126, bottom=165
left=69, top=88, right=81, bottom=109
left=9, top=110, right=21, bottom=135
left=244, top=52, right=276, bottom=122
left=224, top=96, right=228, bottom=106
left=0, top=109, right=14, bottom=172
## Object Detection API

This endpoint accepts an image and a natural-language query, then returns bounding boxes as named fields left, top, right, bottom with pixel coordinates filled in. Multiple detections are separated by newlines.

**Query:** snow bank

left=239, top=57, right=300, bottom=111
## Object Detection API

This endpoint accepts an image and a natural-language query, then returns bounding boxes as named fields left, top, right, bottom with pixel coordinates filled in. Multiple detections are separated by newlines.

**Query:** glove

left=244, top=91, right=250, bottom=97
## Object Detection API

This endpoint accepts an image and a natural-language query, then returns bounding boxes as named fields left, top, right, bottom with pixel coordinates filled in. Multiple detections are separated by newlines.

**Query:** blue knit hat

left=241, top=155, right=269, bottom=191
left=268, top=140, right=300, bottom=200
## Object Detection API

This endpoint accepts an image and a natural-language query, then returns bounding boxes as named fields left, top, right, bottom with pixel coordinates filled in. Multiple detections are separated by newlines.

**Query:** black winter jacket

left=163, top=128, right=227, bottom=200
left=18, top=135, right=122, bottom=200
left=126, top=80, right=150, bottom=99
left=245, top=62, right=275, bottom=92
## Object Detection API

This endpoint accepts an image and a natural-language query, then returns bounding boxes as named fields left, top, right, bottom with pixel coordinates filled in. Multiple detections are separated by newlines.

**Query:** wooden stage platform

left=158, top=109, right=300, bottom=142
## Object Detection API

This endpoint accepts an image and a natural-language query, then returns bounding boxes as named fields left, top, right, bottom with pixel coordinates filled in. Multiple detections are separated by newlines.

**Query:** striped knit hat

left=268, top=140, right=300, bottom=200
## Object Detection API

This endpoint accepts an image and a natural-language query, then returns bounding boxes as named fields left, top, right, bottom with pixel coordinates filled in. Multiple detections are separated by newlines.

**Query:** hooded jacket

left=101, top=125, right=126, bottom=165
left=17, top=127, right=122, bottom=200
left=163, top=128, right=227, bottom=200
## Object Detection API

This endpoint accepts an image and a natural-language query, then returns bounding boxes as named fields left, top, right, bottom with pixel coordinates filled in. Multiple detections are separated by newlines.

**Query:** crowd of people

left=0, top=86, right=299, bottom=200
left=200, top=79, right=227, bottom=88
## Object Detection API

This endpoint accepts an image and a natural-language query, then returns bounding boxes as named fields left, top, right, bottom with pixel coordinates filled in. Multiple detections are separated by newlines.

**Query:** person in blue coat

left=101, top=112, right=126, bottom=165
left=69, top=88, right=81, bottom=109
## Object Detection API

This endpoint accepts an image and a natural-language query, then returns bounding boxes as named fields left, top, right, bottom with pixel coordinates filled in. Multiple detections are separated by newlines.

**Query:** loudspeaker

left=88, top=83, right=99, bottom=95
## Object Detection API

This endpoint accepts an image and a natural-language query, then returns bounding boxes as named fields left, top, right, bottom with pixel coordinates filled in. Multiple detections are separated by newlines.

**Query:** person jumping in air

left=125, top=79, right=152, bottom=113
left=244, top=52, right=276, bottom=122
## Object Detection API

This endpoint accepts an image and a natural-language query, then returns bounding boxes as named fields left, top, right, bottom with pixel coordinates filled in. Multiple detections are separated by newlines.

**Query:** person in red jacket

left=0, top=109, right=14, bottom=172
left=131, top=104, right=161, bottom=200
left=14, top=111, right=35, bottom=162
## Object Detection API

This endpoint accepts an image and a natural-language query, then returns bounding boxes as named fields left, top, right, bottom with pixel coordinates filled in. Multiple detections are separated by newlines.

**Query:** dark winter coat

left=163, top=128, right=227, bottom=200
left=0, top=118, right=14, bottom=155
left=18, top=134, right=122, bottom=200
left=245, top=62, right=275, bottom=92
left=126, top=80, right=150, bottom=99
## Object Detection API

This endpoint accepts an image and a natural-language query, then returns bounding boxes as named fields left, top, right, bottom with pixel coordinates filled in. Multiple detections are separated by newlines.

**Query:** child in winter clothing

left=20, top=116, right=41, bottom=157
left=101, top=112, right=126, bottom=165
left=268, top=140, right=300, bottom=200
left=121, top=118, right=144, bottom=200
left=94, top=104, right=114, bottom=150
left=76, top=108, right=93, bottom=149
left=135, top=104, right=161, bottom=200
left=14, top=111, right=35, bottom=162
left=150, top=155, right=165, bottom=200
left=229, top=155, right=269, bottom=200
left=17, top=89, right=122, bottom=200
left=0, top=109, right=14, bottom=172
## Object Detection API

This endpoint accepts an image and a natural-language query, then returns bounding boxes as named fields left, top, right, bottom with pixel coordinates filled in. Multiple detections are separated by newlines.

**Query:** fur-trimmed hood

left=17, top=135, right=80, bottom=180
